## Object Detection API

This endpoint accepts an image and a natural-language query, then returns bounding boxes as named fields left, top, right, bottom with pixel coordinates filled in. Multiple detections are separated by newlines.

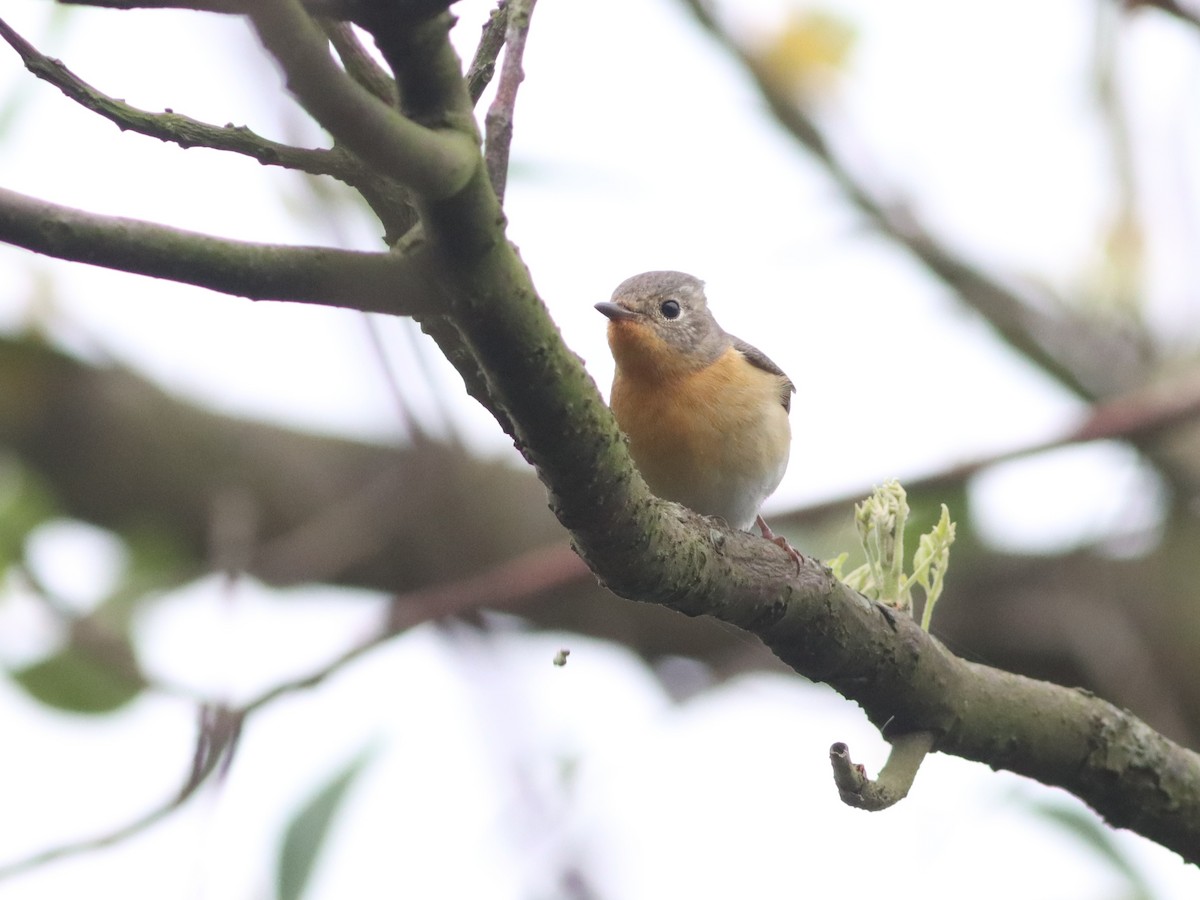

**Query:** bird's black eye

left=660, top=299, right=681, bottom=319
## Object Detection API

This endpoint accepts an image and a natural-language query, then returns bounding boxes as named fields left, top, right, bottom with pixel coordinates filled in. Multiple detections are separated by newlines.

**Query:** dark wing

left=731, top=336, right=795, bottom=413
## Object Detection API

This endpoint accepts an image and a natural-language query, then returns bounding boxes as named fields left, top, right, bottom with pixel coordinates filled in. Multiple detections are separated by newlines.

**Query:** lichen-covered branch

left=0, top=186, right=436, bottom=313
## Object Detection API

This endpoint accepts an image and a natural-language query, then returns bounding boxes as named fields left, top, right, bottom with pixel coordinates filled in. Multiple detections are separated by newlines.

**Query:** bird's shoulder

left=729, top=336, right=795, bottom=412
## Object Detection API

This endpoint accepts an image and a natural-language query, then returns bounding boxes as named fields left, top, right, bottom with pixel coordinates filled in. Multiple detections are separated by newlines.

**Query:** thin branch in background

left=0, top=541, right=587, bottom=881
left=208, top=485, right=260, bottom=580
left=484, top=0, right=537, bottom=202
left=1092, top=0, right=1145, bottom=317
left=777, top=366, right=1200, bottom=528
left=926, top=365, right=1200, bottom=477
left=466, top=0, right=510, bottom=104
left=181, top=703, right=244, bottom=794
left=248, top=0, right=477, bottom=200
left=1126, top=0, right=1200, bottom=30
left=362, top=315, right=429, bottom=443
left=13, top=563, right=206, bottom=703
left=244, top=541, right=586, bottom=714
left=676, top=0, right=1154, bottom=402
left=0, top=15, right=363, bottom=182
left=399, top=317, right=470, bottom=448
left=0, top=702, right=243, bottom=880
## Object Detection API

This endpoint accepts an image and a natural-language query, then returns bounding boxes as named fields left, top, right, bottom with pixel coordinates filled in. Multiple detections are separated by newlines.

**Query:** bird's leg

left=756, top=515, right=803, bottom=574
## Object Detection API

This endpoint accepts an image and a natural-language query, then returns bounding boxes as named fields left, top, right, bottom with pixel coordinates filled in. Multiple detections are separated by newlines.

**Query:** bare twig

left=0, top=186, right=438, bottom=314
left=466, top=0, right=510, bottom=104
left=830, top=732, right=935, bottom=811
left=484, top=0, right=536, bottom=201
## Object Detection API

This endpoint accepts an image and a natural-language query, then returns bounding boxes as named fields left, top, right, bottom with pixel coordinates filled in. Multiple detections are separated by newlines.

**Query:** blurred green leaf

left=0, top=457, right=59, bottom=573
left=102, top=523, right=194, bottom=621
left=1030, top=800, right=1154, bottom=900
left=12, top=633, right=145, bottom=714
left=278, top=748, right=374, bottom=900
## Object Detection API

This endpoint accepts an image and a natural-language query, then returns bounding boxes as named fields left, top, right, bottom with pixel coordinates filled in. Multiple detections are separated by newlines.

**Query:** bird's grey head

left=596, top=270, right=729, bottom=369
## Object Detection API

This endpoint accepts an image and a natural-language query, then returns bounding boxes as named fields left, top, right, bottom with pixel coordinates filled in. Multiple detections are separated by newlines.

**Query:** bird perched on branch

left=595, top=270, right=801, bottom=568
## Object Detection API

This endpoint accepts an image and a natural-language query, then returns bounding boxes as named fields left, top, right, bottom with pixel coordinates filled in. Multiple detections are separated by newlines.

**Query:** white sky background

left=1, top=0, right=1199, bottom=897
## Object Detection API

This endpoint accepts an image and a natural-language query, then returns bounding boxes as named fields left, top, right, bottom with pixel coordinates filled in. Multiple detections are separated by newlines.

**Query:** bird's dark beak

left=595, top=301, right=638, bottom=321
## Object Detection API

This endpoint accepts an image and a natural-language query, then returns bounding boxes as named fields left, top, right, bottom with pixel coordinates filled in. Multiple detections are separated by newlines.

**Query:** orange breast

left=610, top=345, right=791, bottom=529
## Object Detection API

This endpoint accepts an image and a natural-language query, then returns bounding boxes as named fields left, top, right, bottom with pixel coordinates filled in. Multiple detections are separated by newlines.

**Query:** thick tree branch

left=0, top=186, right=437, bottom=313
left=330, top=9, right=1200, bottom=860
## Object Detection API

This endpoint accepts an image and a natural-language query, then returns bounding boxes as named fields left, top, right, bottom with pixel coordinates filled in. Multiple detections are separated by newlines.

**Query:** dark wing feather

left=731, top=336, right=795, bottom=413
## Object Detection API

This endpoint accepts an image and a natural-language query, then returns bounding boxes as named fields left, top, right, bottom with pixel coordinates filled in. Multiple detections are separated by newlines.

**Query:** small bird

left=595, top=270, right=801, bottom=566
